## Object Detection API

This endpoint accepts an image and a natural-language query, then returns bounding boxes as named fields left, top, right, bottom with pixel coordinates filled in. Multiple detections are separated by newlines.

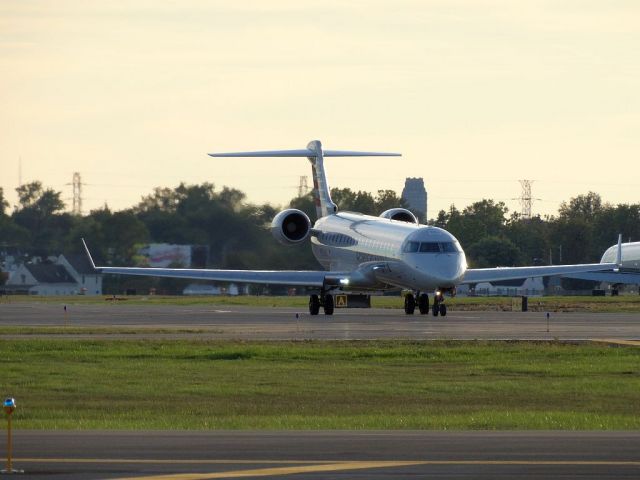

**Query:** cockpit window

left=403, top=241, right=419, bottom=253
left=419, top=242, right=440, bottom=253
left=405, top=241, right=462, bottom=254
left=440, top=242, right=459, bottom=253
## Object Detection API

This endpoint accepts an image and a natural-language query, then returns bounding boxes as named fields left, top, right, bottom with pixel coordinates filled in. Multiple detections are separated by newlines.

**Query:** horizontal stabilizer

left=209, top=149, right=400, bottom=158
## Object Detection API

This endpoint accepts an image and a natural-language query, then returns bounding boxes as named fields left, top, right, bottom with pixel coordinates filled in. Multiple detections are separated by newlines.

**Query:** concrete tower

left=401, top=177, right=427, bottom=222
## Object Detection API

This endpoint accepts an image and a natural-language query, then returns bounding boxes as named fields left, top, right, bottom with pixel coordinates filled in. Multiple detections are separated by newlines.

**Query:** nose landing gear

left=431, top=290, right=447, bottom=317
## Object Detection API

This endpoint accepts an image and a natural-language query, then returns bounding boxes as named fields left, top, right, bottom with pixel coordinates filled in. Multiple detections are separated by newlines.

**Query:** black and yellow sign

left=335, top=294, right=348, bottom=308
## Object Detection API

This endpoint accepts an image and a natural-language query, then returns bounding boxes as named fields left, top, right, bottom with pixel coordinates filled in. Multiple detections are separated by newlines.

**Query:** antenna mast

left=72, top=172, right=83, bottom=215
left=519, top=179, right=534, bottom=219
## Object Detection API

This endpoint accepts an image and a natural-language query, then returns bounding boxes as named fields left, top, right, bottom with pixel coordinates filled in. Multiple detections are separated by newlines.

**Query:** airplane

left=562, top=240, right=640, bottom=286
left=82, top=140, right=624, bottom=316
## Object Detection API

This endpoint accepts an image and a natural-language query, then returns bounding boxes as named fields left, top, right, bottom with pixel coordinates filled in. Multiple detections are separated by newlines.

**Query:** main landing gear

left=309, top=291, right=334, bottom=316
left=403, top=290, right=448, bottom=316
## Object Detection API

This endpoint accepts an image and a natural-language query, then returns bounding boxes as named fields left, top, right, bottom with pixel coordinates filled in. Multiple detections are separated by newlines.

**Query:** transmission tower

left=71, top=172, right=83, bottom=215
left=518, top=179, right=534, bottom=219
left=297, top=176, right=310, bottom=197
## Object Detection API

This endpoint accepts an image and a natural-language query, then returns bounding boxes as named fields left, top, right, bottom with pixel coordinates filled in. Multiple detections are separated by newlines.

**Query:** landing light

left=339, top=279, right=349, bottom=285
left=435, top=290, right=441, bottom=296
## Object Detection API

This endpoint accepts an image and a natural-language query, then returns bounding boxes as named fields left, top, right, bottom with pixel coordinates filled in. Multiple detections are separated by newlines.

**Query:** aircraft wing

left=91, top=265, right=330, bottom=286
left=561, top=270, right=640, bottom=284
left=461, top=263, right=619, bottom=285
left=82, top=240, right=339, bottom=287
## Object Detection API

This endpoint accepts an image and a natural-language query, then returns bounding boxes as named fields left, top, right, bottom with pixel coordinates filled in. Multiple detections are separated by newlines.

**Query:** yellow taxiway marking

left=593, top=338, right=640, bottom=347
left=114, top=461, right=429, bottom=480
left=16, top=458, right=334, bottom=465
left=15, top=458, right=640, bottom=480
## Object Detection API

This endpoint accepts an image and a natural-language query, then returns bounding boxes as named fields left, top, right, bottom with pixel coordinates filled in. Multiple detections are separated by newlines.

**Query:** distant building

left=57, top=254, right=103, bottom=295
left=183, top=283, right=248, bottom=296
left=3, top=254, right=103, bottom=296
left=137, top=244, right=209, bottom=268
left=456, top=277, right=545, bottom=297
left=401, top=177, right=427, bottom=222
left=6, top=263, right=79, bottom=295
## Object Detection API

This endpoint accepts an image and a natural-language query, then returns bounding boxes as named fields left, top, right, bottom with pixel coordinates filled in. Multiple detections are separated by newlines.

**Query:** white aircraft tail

left=209, top=140, right=400, bottom=218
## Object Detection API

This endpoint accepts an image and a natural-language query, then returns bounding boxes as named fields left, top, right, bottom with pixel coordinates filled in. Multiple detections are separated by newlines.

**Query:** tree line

left=1, top=182, right=639, bottom=292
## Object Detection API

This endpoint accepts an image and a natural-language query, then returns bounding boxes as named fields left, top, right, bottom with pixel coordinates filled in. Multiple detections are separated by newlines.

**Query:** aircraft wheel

left=324, top=294, right=334, bottom=315
left=418, top=293, right=429, bottom=314
left=404, top=293, right=416, bottom=315
left=432, top=299, right=439, bottom=317
left=439, top=303, right=447, bottom=317
left=309, top=294, right=320, bottom=315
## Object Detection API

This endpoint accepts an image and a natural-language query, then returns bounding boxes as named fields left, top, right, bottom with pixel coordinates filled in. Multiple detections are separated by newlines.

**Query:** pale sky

left=1, top=1, right=639, bottom=219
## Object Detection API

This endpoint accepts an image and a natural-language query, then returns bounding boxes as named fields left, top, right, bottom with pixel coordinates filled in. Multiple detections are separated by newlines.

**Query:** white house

left=4, top=254, right=103, bottom=296
left=57, top=254, right=103, bottom=295
left=6, top=263, right=79, bottom=295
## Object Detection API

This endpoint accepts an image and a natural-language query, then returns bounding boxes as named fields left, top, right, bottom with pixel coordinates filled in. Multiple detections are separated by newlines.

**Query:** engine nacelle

left=271, top=209, right=312, bottom=245
left=379, top=208, right=419, bottom=224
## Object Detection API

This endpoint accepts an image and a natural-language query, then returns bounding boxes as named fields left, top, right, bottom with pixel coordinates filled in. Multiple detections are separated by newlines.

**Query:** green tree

left=0, top=187, right=8, bottom=216
left=467, top=236, right=523, bottom=268
left=506, top=214, right=551, bottom=265
left=558, top=191, right=604, bottom=218
left=12, top=181, right=69, bottom=255
left=374, top=189, right=408, bottom=213
left=289, top=192, right=316, bottom=220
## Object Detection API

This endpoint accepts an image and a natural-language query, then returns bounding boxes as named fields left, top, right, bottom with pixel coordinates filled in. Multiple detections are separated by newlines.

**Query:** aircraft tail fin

left=209, top=140, right=400, bottom=219
left=616, top=233, right=623, bottom=269
left=81, top=238, right=98, bottom=271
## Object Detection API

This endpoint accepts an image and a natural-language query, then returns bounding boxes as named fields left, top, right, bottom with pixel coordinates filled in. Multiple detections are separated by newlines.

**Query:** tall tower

left=72, top=172, right=83, bottom=216
left=401, top=178, right=427, bottom=222
left=518, top=179, right=533, bottom=219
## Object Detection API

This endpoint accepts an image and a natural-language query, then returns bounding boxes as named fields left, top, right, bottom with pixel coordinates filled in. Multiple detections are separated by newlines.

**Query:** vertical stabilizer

left=306, top=140, right=337, bottom=218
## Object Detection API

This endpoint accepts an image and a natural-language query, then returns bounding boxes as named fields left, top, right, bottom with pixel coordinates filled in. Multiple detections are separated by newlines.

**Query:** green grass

left=5, top=294, right=640, bottom=312
left=1, top=340, right=639, bottom=430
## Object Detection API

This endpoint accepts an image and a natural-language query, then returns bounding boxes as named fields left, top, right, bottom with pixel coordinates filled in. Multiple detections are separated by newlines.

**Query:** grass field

left=2, top=340, right=639, bottom=430
left=4, top=293, right=640, bottom=312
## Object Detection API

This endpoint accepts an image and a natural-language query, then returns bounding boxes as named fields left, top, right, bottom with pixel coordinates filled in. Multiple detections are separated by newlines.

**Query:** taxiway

left=0, top=302, right=639, bottom=340
left=8, top=430, right=640, bottom=479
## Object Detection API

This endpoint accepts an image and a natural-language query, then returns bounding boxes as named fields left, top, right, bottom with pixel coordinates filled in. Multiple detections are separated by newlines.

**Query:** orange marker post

left=2, top=398, right=22, bottom=475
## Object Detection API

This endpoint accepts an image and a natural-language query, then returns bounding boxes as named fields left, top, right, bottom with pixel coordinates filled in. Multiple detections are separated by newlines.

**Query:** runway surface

left=3, top=306, right=639, bottom=478
left=1, top=301, right=639, bottom=340
left=6, top=430, right=640, bottom=479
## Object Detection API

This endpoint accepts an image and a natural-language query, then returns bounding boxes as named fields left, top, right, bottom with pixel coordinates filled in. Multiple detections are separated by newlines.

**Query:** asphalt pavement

left=6, top=430, right=640, bottom=479
left=1, top=301, right=639, bottom=341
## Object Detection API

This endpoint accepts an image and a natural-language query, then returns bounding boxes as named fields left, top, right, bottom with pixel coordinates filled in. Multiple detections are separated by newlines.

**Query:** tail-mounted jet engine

left=271, top=209, right=312, bottom=245
left=379, top=208, right=419, bottom=224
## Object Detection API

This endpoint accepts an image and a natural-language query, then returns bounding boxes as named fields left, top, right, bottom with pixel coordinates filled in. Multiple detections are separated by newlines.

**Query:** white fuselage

left=310, top=212, right=468, bottom=291
left=601, top=241, right=640, bottom=270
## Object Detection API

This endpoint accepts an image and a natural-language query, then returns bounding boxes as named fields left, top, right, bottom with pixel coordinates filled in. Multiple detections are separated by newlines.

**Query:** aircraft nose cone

left=431, top=255, right=467, bottom=286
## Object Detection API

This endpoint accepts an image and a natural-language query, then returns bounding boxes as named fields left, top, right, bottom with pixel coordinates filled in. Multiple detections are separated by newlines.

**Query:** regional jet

left=563, top=240, right=640, bottom=286
left=83, top=140, right=623, bottom=316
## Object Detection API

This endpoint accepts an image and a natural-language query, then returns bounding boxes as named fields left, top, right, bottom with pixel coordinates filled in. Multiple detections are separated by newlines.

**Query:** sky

left=1, top=0, right=639, bottom=220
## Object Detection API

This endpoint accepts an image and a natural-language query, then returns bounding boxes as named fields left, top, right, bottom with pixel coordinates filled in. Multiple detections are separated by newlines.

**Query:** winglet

left=615, top=234, right=623, bottom=269
left=81, top=238, right=98, bottom=271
